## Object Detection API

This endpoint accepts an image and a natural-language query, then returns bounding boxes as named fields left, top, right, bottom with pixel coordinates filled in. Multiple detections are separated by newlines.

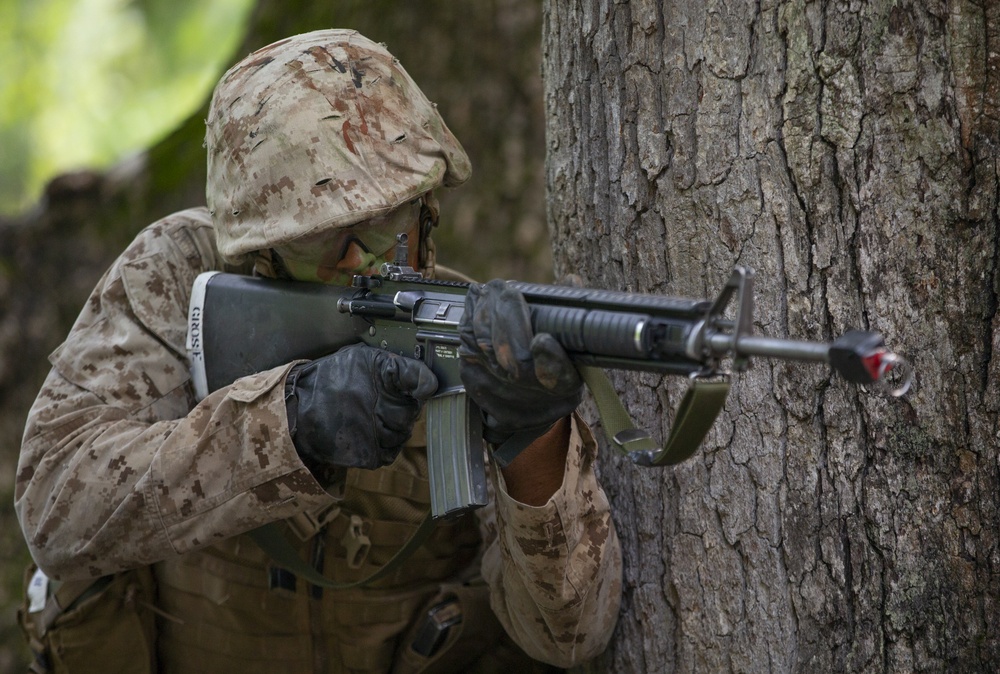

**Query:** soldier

left=15, top=30, right=621, bottom=673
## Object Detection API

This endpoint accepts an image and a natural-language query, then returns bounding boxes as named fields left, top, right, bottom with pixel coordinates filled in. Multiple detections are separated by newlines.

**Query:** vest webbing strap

left=577, top=366, right=730, bottom=466
left=249, top=511, right=436, bottom=590
left=35, top=576, right=108, bottom=635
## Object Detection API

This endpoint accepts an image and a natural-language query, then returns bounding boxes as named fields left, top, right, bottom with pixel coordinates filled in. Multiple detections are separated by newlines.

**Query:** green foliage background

left=0, top=0, right=254, bottom=214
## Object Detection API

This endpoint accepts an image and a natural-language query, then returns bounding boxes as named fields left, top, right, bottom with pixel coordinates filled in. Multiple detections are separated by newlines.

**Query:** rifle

left=186, top=236, right=911, bottom=520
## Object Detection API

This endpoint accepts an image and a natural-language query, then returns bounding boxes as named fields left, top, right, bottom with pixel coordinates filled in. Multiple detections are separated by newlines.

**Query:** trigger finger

left=395, top=358, right=439, bottom=400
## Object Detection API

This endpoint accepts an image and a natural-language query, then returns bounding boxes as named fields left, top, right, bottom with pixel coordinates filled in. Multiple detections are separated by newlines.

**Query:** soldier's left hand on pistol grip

left=284, top=343, right=439, bottom=471
left=458, top=279, right=582, bottom=446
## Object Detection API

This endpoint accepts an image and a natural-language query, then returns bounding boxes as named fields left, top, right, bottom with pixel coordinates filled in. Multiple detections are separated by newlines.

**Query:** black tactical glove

left=458, top=279, right=583, bottom=464
left=285, top=343, right=438, bottom=471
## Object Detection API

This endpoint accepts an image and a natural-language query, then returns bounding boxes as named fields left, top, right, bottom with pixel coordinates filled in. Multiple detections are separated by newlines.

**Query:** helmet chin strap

left=418, top=192, right=440, bottom=278
left=252, top=248, right=295, bottom=280
left=252, top=249, right=279, bottom=279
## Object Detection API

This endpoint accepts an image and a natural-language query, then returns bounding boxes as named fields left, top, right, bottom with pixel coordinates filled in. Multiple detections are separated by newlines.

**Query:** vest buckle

left=342, top=515, right=372, bottom=569
left=287, top=505, right=341, bottom=541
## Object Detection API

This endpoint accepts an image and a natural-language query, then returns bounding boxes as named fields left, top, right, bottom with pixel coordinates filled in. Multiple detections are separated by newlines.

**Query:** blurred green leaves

left=0, top=0, right=254, bottom=215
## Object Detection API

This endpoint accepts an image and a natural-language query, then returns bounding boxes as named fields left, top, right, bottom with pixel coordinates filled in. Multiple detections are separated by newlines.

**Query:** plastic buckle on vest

left=342, top=515, right=372, bottom=569
left=287, top=505, right=341, bottom=541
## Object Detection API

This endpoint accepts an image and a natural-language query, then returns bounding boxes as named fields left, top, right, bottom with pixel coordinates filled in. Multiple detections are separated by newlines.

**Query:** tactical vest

left=152, top=420, right=483, bottom=674
left=19, top=406, right=543, bottom=674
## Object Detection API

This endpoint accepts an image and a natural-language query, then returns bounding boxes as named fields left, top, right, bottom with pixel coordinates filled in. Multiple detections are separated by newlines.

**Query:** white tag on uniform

left=27, top=567, right=49, bottom=613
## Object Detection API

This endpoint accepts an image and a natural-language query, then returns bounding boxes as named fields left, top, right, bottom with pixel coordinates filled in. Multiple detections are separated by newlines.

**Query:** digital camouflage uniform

left=15, top=30, right=622, bottom=674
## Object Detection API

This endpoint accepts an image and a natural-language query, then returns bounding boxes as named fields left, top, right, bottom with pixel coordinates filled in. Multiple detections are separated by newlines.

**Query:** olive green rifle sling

left=249, top=514, right=437, bottom=590
left=577, top=366, right=730, bottom=466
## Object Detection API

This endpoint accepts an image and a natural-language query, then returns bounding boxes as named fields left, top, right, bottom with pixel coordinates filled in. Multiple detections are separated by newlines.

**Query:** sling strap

left=249, top=511, right=437, bottom=590
left=578, top=365, right=730, bottom=466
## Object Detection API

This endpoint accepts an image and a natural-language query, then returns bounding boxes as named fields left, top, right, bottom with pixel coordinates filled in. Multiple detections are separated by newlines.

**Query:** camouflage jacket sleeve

left=14, top=210, right=334, bottom=581
left=479, top=414, right=623, bottom=667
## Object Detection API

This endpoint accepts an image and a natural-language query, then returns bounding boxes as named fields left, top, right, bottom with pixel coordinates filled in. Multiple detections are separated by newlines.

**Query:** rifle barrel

left=707, top=333, right=829, bottom=364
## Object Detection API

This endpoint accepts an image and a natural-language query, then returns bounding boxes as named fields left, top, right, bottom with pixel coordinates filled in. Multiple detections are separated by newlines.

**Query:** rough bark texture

left=0, top=2, right=545, bottom=669
left=544, top=1, right=999, bottom=672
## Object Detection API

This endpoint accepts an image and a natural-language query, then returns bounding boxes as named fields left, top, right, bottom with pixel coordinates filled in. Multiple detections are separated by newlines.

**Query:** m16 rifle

left=187, top=235, right=911, bottom=520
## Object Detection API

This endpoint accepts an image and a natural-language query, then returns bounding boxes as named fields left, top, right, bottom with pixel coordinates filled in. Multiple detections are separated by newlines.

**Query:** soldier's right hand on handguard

left=283, top=343, right=439, bottom=471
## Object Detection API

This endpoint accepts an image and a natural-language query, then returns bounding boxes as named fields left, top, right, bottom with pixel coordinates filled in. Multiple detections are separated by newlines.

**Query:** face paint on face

left=274, top=201, right=421, bottom=285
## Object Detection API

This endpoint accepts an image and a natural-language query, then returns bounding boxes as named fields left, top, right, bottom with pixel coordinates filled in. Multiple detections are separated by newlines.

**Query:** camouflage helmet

left=205, top=29, right=472, bottom=261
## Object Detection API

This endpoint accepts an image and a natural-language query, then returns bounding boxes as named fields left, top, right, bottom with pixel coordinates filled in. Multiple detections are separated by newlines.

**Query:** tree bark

left=543, top=1, right=999, bottom=672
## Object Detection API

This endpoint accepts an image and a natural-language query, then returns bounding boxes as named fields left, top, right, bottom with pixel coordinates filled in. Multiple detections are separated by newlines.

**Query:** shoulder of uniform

left=119, top=207, right=222, bottom=270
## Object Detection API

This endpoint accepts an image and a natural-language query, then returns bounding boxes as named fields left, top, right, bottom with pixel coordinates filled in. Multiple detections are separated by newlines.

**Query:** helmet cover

left=205, top=29, right=472, bottom=261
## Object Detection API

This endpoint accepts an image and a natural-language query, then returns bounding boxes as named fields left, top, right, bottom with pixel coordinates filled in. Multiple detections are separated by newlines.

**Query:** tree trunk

left=543, top=1, right=999, bottom=672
